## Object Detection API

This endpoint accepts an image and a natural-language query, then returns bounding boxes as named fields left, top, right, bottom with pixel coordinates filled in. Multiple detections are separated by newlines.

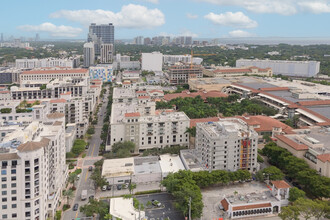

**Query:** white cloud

left=196, top=0, right=299, bottom=15
left=186, top=13, right=199, bottom=19
left=136, top=0, right=159, bottom=3
left=228, top=30, right=255, bottom=37
left=50, top=4, right=165, bottom=29
left=18, top=22, right=82, bottom=38
left=299, top=1, right=330, bottom=13
left=158, top=30, right=198, bottom=37
left=204, top=12, right=257, bottom=28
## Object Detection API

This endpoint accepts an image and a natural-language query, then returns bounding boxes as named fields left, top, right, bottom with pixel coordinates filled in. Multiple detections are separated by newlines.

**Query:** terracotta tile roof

left=221, top=199, right=229, bottom=211
left=124, top=112, right=141, bottom=117
left=46, top=112, right=65, bottom=119
left=17, top=138, right=50, bottom=152
left=213, top=66, right=271, bottom=74
left=22, top=69, right=87, bottom=74
left=138, top=96, right=150, bottom=99
left=317, top=154, right=330, bottom=163
left=298, top=106, right=330, bottom=122
left=53, top=121, right=63, bottom=126
left=271, top=180, right=291, bottom=189
left=90, top=85, right=100, bottom=88
left=298, top=100, right=330, bottom=106
left=233, top=115, right=294, bottom=134
left=232, top=83, right=259, bottom=93
left=259, top=87, right=290, bottom=91
left=233, top=203, right=272, bottom=211
left=60, top=91, right=71, bottom=95
left=149, top=89, right=164, bottom=93
left=275, top=135, right=309, bottom=151
left=317, top=122, right=330, bottom=126
left=190, top=117, right=220, bottom=128
left=136, top=91, right=147, bottom=94
left=50, top=99, right=67, bottom=104
left=0, top=153, right=20, bottom=161
left=0, top=90, right=9, bottom=94
left=123, top=81, right=131, bottom=85
left=164, top=90, right=227, bottom=101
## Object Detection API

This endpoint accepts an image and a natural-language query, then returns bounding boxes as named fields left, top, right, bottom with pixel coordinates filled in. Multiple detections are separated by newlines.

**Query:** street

left=63, top=87, right=109, bottom=220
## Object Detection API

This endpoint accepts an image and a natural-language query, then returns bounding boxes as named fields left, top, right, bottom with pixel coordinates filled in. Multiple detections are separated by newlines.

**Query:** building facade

left=141, top=52, right=163, bottom=72
left=88, top=23, right=114, bottom=55
left=100, top=44, right=114, bottom=64
left=168, top=65, right=203, bottom=85
left=195, top=118, right=258, bottom=172
left=83, top=42, right=95, bottom=67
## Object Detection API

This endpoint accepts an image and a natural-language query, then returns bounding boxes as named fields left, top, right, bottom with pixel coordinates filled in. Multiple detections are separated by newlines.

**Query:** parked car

left=85, top=144, right=89, bottom=149
left=89, top=195, right=95, bottom=200
left=77, top=175, right=80, bottom=180
left=88, top=166, right=93, bottom=171
left=117, top=184, right=122, bottom=190
left=107, top=185, right=111, bottom=190
left=123, top=183, right=129, bottom=189
left=73, top=203, right=79, bottom=211
left=152, top=199, right=161, bottom=207
left=102, top=185, right=107, bottom=191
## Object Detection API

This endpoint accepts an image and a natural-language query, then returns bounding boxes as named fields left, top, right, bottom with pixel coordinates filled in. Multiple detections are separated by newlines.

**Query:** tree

left=185, top=127, right=196, bottom=137
left=90, top=168, right=108, bottom=190
left=279, top=205, right=300, bottom=220
left=63, top=189, right=74, bottom=205
left=289, top=187, right=306, bottom=202
left=263, top=134, right=272, bottom=143
left=68, top=173, right=78, bottom=187
left=129, top=183, right=137, bottom=195
left=261, top=166, right=285, bottom=180
left=104, top=214, right=112, bottom=220
left=71, top=139, right=87, bottom=156
left=80, top=199, right=109, bottom=218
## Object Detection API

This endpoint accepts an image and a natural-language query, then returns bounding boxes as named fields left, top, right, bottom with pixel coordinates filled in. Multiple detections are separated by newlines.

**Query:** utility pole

left=189, top=197, right=192, bottom=220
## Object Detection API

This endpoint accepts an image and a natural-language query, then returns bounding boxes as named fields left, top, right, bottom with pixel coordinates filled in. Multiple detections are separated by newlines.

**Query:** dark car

left=89, top=195, right=94, bottom=200
left=85, top=144, right=89, bottom=149
left=107, top=185, right=111, bottom=190
left=88, top=166, right=93, bottom=171
left=117, top=184, right=122, bottom=190
left=73, top=203, right=79, bottom=211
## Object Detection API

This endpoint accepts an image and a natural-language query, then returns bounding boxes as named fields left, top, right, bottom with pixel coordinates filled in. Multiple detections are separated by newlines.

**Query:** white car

left=102, top=185, right=107, bottom=191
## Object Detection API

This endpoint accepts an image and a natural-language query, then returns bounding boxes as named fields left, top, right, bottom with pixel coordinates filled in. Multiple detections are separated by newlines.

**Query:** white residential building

left=195, top=118, right=258, bottom=172
left=107, top=87, right=189, bottom=151
left=19, top=68, right=88, bottom=86
left=0, top=113, right=67, bottom=220
left=100, top=44, right=114, bottom=64
left=15, top=57, right=80, bottom=69
left=141, top=52, right=163, bottom=72
left=236, top=59, right=320, bottom=77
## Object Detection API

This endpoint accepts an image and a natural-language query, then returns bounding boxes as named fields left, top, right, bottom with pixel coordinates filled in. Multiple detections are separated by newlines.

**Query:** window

left=11, top=190, right=16, bottom=194
left=1, top=170, right=6, bottom=175
left=25, top=203, right=31, bottom=208
left=2, top=197, right=7, bottom=202
left=12, top=204, right=17, bottom=208
left=12, top=213, right=17, bottom=218
left=2, top=205, right=7, bottom=209
left=2, top=214, right=7, bottom=219
left=11, top=183, right=16, bottom=188
left=11, top=169, right=16, bottom=174
left=12, top=197, right=16, bottom=201
left=11, top=176, right=16, bottom=181
left=2, top=161, right=8, bottom=167
left=1, top=184, right=6, bottom=189
left=1, top=177, right=6, bottom=182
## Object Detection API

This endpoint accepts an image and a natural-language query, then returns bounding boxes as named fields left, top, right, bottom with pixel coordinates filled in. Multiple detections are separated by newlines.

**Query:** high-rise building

left=1, top=33, right=4, bottom=42
left=144, top=37, right=151, bottom=45
left=134, top=36, right=144, bottom=45
left=87, top=23, right=114, bottom=55
left=195, top=118, right=258, bottom=172
left=185, top=36, right=192, bottom=45
left=100, top=44, right=114, bottom=64
left=83, top=42, right=95, bottom=67
left=35, top=33, right=40, bottom=41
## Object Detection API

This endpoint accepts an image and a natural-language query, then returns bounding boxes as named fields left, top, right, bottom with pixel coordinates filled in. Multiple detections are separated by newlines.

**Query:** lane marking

left=75, top=210, right=78, bottom=219
left=91, top=143, right=96, bottom=157
left=85, top=169, right=89, bottom=182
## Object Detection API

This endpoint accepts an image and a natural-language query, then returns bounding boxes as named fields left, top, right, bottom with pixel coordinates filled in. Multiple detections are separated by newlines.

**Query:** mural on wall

left=89, top=66, right=113, bottom=82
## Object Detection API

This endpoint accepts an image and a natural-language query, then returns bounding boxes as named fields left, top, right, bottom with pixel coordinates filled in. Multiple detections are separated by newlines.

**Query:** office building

left=204, top=66, right=273, bottom=77
left=168, top=64, right=203, bottom=85
left=100, top=44, right=114, bottom=64
left=89, top=65, right=113, bottom=82
left=83, top=42, right=95, bottom=67
left=1, top=33, right=3, bottom=42
left=163, top=55, right=191, bottom=65
left=0, top=114, right=67, bottom=220
left=144, top=37, right=151, bottom=45
left=134, top=36, right=144, bottom=45
left=185, top=36, right=192, bottom=45
left=195, top=118, right=258, bottom=172
left=236, top=59, right=320, bottom=77
left=15, top=57, right=80, bottom=69
left=141, top=52, right=163, bottom=72
left=88, top=23, right=114, bottom=55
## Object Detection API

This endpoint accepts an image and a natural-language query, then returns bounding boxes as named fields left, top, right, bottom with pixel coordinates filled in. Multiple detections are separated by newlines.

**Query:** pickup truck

left=81, top=190, right=87, bottom=201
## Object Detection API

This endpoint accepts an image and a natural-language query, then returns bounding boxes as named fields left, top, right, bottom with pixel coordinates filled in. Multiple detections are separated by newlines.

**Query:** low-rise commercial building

left=168, top=65, right=203, bottom=85
left=110, top=197, right=145, bottom=220
left=204, top=66, right=272, bottom=77
left=15, top=57, right=80, bottom=69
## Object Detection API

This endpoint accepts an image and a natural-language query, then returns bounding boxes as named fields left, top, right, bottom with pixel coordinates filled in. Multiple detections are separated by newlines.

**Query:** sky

left=2, top=0, right=330, bottom=39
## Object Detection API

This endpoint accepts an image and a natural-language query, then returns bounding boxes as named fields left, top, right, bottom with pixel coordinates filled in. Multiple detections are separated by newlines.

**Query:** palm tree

left=63, top=189, right=74, bottom=205
left=128, top=183, right=137, bottom=195
left=185, top=127, right=196, bottom=137
left=104, top=214, right=112, bottom=220
left=68, top=173, right=78, bottom=187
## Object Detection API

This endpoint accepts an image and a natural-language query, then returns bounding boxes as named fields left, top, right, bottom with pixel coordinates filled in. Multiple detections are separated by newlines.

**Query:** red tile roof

left=138, top=96, right=150, bottom=99
left=90, top=85, right=100, bottom=88
left=221, top=199, right=229, bottom=211
left=271, top=180, right=291, bottom=189
left=123, top=81, right=131, bottom=85
left=136, top=91, right=147, bottom=94
left=259, top=87, right=290, bottom=91
left=124, top=112, right=140, bottom=117
left=232, top=83, right=259, bottom=93
left=275, top=135, right=309, bottom=151
left=317, top=154, right=330, bottom=163
left=50, top=99, right=67, bottom=104
left=213, top=66, right=271, bottom=74
left=233, top=115, right=294, bottom=134
left=298, top=100, right=330, bottom=106
left=233, top=203, right=272, bottom=211
left=22, top=69, right=88, bottom=74
left=190, top=117, right=220, bottom=128
left=0, top=90, right=9, bottom=94
left=164, top=90, right=227, bottom=101
left=149, top=89, right=164, bottom=93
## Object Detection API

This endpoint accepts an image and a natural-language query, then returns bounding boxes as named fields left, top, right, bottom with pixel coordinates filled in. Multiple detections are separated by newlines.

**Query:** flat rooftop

left=134, top=156, right=161, bottom=175
left=139, top=112, right=189, bottom=123
left=305, top=106, right=330, bottom=119
left=102, top=157, right=135, bottom=178
left=110, top=197, right=145, bottom=220
left=226, top=189, right=278, bottom=206
left=180, top=150, right=205, bottom=172
left=159, top=154, right=185, bottom=174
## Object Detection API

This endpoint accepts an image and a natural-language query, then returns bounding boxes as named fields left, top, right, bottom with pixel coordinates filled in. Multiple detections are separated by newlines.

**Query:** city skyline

left=1, top=0, right=330, bottom=39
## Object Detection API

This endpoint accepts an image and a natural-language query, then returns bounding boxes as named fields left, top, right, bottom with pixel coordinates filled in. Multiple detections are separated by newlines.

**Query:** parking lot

left=137, top=192, right=184, bottom=220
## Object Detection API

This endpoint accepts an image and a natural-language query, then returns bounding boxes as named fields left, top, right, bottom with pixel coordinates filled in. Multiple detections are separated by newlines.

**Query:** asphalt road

left=63, top=88, right=109, bottom=220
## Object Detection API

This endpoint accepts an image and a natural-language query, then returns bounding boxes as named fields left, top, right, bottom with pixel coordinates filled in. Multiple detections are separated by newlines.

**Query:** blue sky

left=2, top=0, right=330, bottom=39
